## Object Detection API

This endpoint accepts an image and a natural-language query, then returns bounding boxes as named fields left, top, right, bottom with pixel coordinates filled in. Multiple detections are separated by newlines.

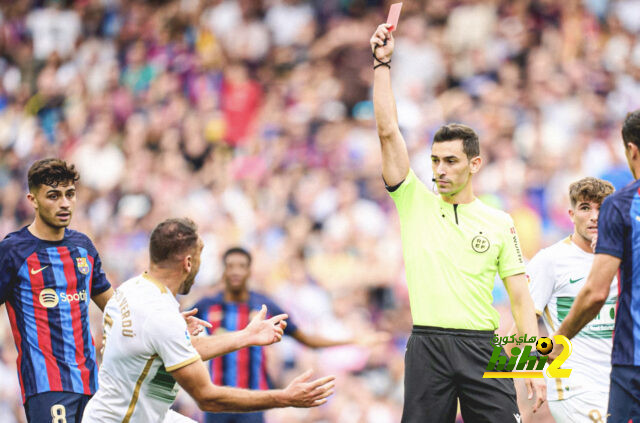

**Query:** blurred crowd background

left=0, top=0, right=638, bottom=421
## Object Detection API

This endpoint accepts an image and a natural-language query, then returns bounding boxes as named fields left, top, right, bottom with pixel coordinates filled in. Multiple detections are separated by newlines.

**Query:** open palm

left=245, top=304, right=288, bottom=346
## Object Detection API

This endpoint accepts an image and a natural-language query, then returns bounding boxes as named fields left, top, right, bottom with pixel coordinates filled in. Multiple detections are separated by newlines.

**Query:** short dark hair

left=568, top=177, right=614, bottom=208
left=27, top=158, right=80, bottom=191
left=433, top=123, right=480, bottom=159
left=222, top=247, right=252, bottom=266
left=149, top=218, right=199, bottom=264
left=622, top=110, right=640, bottom=150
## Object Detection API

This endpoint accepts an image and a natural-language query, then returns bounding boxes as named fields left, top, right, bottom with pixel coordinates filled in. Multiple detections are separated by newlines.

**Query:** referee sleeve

left=497, top=216, right=526, bottom=279
left=387, top=169, right=435, bottom=213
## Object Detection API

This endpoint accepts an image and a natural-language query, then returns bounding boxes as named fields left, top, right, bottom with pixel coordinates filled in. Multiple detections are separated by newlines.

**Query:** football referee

left=370, top=24, right=544, bottom=422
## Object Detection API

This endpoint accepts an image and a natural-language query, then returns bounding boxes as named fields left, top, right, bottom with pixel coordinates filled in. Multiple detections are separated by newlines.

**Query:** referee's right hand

left=370, top=24, right=394, bottom=64
left=525, top=377, right=547, bottom=413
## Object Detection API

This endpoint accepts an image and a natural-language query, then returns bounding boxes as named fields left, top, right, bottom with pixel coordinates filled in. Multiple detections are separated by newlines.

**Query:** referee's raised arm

left=371, top=24, right=410, bottom=187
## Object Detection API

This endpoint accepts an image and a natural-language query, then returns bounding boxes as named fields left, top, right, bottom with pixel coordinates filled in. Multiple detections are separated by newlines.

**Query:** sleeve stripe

left=165, top=355, right=200, bottom=372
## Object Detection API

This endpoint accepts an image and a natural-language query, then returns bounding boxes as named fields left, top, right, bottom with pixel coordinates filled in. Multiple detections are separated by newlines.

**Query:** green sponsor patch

left=148, top=365, right=179, bottom=403
left=556, top=297, right=616, bottom=339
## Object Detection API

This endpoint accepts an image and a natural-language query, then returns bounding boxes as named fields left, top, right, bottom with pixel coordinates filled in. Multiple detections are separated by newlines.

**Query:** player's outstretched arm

left=291, top=329, right=390, bottom=348
left=553, top=253, right=619, bottom=344
left=191, top=304, right=287, bottom=361
left=371, top=23, right=410, bottom=187
left=171, top=359, right=335, bottom=413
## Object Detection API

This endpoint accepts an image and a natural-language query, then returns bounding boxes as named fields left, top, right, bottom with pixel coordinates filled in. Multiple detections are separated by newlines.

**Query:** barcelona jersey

left=596, top=179, right=640, bottom=366
left=0, top=226, right=111, bottom=402
left=193, top=291, right=297, bottom=390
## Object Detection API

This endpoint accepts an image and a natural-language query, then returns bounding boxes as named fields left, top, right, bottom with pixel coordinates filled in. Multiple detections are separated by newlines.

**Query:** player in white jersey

left=527, top=177, right=616, bottom=423
left=83, top=218, right=335, bottom=422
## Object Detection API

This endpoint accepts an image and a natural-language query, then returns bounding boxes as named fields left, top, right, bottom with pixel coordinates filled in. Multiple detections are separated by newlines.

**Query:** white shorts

left=162, top=409, right=197, bottom=423
left=547, top=391, right=609, bottom=423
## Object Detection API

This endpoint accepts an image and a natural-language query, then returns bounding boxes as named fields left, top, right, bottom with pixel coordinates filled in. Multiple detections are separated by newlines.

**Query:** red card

left=386, top=2, right=403, bottom=31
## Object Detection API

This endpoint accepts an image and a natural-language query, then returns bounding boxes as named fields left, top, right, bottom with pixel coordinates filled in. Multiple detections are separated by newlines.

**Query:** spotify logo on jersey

left=38, top=288, right=88, bottom=308
left=39, top=288, right=59, bottom=308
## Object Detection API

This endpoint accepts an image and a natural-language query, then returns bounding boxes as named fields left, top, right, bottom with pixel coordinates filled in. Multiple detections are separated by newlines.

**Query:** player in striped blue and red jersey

left=553, top=110, right=640, bottom=422
left=0, top=159, right=113, bottom=423
left=193, top=247, right=389, bottom=423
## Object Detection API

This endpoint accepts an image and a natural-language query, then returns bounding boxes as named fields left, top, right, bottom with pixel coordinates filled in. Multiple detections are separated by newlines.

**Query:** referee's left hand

left=525, top=377, right=546, bottom=413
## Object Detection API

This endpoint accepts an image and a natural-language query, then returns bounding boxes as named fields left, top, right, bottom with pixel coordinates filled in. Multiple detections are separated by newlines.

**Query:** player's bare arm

left=91, top=287, right=114, bottom=311
left=371, top=23, right=410, bottom=187
left=170, top=358, right=334, bottom=413
left=291, top=329, right=390, bottom=348
left=191, top=304, right=287, bottom=361
left=552, top=253, right=620, bottom=354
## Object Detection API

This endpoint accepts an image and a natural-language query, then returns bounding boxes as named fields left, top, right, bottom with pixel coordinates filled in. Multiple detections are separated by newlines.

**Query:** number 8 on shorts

left=51, top=404, right=67, bottom=423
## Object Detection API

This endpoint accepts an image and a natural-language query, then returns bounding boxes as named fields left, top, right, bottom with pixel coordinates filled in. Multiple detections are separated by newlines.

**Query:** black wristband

left=372, top=45, right=391, bottom=69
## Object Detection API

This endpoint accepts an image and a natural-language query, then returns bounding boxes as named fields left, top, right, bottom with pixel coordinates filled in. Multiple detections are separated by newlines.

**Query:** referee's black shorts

left=402, top=325, right=519, bottom=423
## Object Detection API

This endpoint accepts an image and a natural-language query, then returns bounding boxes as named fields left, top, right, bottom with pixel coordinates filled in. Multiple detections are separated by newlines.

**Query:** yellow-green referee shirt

left=389, top=169, right=525, bottom=330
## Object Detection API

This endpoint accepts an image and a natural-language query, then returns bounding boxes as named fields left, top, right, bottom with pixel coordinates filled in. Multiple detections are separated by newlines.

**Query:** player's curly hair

left=149, top=218, right=199, bottom=263
left=27, top=158, right=80, bottom=191
left=569, top=177, right=614, bottom=208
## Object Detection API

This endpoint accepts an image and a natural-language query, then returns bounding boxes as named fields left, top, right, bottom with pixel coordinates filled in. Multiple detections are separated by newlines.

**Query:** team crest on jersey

left=471, top=234, right=490, bottom=253
left=76, top=257, right=90, bottom=275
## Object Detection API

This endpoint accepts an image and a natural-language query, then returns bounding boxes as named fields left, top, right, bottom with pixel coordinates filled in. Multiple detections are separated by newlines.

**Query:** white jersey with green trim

left=527, top=237, right=617, bottom=402
left=83, top=273, right=200, bottom=423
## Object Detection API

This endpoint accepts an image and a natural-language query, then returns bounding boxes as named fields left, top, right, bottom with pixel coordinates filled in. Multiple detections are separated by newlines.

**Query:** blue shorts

left=24, top=391, right=91, bottom=423
left=205, top=411, right=264, bottom=423
left=608, top=364, right=640, bottom=423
